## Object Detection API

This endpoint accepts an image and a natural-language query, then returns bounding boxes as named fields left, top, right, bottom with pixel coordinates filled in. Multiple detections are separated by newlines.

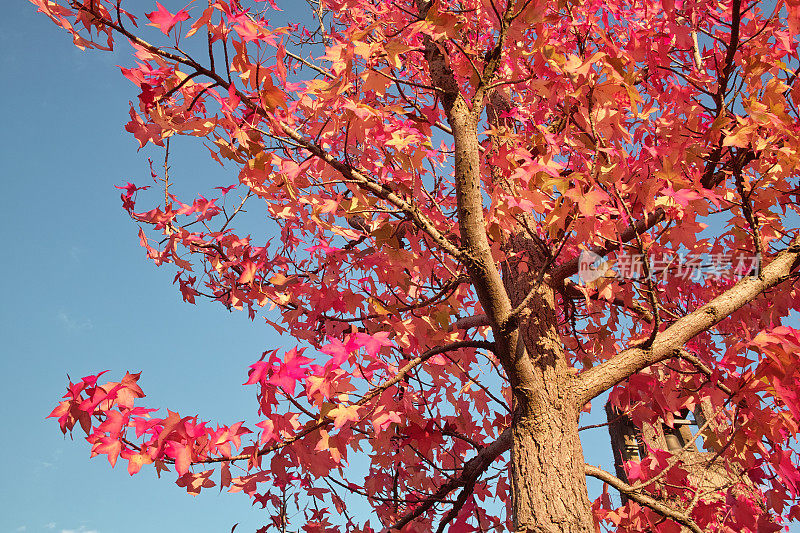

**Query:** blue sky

left=2, top=2, right=798, bottom=533
left=1, top=3, right=281, bottom=532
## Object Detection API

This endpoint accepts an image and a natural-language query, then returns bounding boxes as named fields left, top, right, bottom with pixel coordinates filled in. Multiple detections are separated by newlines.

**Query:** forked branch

left=387, top=428, right=512, bottom=531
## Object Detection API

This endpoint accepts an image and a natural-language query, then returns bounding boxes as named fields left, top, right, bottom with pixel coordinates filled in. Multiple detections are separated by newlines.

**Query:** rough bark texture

left=505, top=243, right=593, bottom=532
left=511, top=409, right=592, bottom=532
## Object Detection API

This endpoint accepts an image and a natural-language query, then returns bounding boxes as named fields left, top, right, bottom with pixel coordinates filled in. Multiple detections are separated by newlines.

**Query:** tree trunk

left=505, top=243, right=593, bottom=532
left=511, top=405, right=592, bottom=532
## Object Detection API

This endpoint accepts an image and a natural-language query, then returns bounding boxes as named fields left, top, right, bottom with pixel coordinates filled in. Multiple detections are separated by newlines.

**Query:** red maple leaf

left=146, top=2, right=190, bottom=35
left=268, top=348, right=312, bottom=394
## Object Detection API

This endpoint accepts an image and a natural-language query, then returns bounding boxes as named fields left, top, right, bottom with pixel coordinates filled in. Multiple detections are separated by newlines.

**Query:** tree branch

left=277, top=126, right=466, bottom=263
left=74, top=4, right=467, bottom=266
left=415, top=0, right=530, bottom=394
left=574, top=238, right=800, bottom=405
left=451, top=314, right=490, bottom=331
left=386, top=427, right=512, bottom=530
left=550, top=150, right=755, bottom=286
left=562, top=279, right=654, bottom=322
left=674, top=348, right=733, bottom=396
left=550, top=209, right=667, bottom=283
left=204, top=340, right=494, bottom=464
left=584, top=465, right=703, bottom=533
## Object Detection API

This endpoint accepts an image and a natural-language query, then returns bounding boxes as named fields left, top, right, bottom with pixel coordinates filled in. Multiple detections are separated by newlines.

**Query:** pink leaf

left=146, top=2, right=190, bottom=35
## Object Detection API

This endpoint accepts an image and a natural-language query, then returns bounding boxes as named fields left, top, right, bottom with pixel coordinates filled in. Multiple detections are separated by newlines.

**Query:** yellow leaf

left=362, top=69, right=391, bottom=96
left=384, top=41, right=413, bottom=68
left=369, top=297, right=391, bottom=315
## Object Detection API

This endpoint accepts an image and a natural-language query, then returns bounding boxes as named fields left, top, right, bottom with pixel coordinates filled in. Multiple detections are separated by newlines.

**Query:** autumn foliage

left=36, top=0, right=800, bottom=531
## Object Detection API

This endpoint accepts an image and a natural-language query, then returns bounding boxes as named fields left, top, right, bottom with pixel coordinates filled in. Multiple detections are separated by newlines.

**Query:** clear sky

left=1, top=2, right=797, bottom=533
left=1, top=2, right=285, bottom=532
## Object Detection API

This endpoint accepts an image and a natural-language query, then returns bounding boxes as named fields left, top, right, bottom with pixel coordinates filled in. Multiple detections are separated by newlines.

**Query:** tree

left=37, top=0, right=800, bottom=530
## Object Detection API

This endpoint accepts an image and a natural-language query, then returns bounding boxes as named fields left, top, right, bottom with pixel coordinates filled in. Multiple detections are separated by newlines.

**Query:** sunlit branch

left=584, top=465, right=703, bottom=533
left=575, top=238, right=800, bottom=405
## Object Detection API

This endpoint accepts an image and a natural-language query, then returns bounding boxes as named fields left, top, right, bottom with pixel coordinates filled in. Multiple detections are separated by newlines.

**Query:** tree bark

left=505, top=242, right=593, bottom=532
left=511, top=409, right=592, bottom=532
